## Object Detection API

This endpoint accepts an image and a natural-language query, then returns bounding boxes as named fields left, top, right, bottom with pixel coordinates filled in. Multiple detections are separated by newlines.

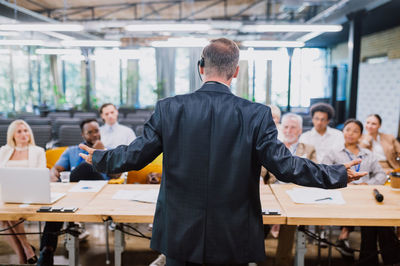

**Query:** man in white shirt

left=299, top=102, right=344, bottom=163
left=99, top=103, right=136, bottom=149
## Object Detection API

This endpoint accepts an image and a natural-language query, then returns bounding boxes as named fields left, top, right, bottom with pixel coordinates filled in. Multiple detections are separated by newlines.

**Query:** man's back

left=151, top=82, right=268, bottom=263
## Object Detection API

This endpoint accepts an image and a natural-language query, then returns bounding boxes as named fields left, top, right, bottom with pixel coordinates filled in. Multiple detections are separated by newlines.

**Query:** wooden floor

left=0, top=223, right=368, bottom=265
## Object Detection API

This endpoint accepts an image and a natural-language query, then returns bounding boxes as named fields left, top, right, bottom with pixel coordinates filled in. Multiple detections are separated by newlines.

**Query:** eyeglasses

left=312, top=117, right=328, bottom=123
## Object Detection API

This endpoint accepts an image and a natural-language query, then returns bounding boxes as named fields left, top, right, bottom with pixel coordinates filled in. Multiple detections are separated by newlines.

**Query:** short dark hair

left=202, top=38, right=239, bottom=80
left=310, top=103, right=335, bottom=120
left=99, top=103, right=116, bottom=114
left=343, top=119, right=363, bottom=134
left=80, top=118, right=98, bottom=132
left=368, top=114, right=382, bottom=125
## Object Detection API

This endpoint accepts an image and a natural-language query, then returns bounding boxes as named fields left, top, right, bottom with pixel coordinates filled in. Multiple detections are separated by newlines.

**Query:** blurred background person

left=0, top=120, right=45, bottom=264
left=361, top=114, right=400, bottom=174
left=268, top=104, right=283, bottom=141
left=99, top=103, right=136, bottom=149
left=263, top=113, right=316, bottom=266
left=300, top=102, right=344, bottom=163
left=322, top=119, right=388, bottom=262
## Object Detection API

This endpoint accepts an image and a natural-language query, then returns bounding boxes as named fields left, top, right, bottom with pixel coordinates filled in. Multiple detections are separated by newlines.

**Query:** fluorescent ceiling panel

left=241, top=24, right=342, bottom=33
left=125, top=24, right=211, bottom=32
left=61, top=40, right=121, bottom=47
left=242, top=41, right=304, bottom=48
left=0, top=24, right=83, bottom=32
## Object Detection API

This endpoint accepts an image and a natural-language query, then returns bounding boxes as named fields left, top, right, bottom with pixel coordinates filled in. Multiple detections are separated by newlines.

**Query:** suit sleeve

left=92, top=102, right=163, bottom=174
left=255, top=109, right=347, bottom=189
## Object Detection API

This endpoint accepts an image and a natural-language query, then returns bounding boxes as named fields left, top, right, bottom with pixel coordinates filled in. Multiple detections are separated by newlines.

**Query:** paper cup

left=390, top=172, right=400, bottom=191
left=60, top=171, right=70, bottom=183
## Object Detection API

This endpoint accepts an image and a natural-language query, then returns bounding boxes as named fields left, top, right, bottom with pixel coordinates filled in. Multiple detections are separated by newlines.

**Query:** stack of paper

left=286, top=187, right=345, bottom=204
left=112, top=189, right=159, bottom=203
left=68, top=181, right=108, bottom=193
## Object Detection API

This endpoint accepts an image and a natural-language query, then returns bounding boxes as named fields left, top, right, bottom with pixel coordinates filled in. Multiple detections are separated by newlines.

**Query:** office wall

left=356, top=59, right=400, bottom=136
left=331, top=25, right=400, bottom=65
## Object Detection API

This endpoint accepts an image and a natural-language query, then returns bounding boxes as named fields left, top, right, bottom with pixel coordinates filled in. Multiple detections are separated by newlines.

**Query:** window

left=290, top=48, right=328, bottom=107
left=95, top=49, right=120, bottom=107
left=175, top=48, right=190, bottom=95
left=63, top=56, right=83, bottom=108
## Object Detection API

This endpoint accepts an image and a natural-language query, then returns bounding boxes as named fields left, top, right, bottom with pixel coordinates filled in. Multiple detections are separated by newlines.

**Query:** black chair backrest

left=119, top=118, right=146, bottom=133
left=120, top=117, right=146, bottom=124
left=26, top=118, right=52, bottom=126
left=54, top=118, right=81, bottom=139
left=18, top=114, right=40, bottom=120
left=0, top=125, right=8, bottom=146
left=31, top=125, right=52, bottom=149
left=58, top=125, right=82, bottom=147
left=0, top=118, right=13, bottom=125
left=126, top=113, right=151, bottom=120
left=73, top=112, right=98, bottom=119
left=48, top=112, right=71, bottom=120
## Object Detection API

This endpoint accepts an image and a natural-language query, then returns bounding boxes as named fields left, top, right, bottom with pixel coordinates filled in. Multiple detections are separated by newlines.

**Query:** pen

left=315, top=197, right=332, bottom=201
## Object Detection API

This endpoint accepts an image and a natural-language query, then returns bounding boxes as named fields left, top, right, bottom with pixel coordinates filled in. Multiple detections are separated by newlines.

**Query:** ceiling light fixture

left=296, top=31, right=324, bottom=43
left=0, top=24, right=83, bottom=32
left=242, top=40, right=305, bottom=48
left=125, top=24, right=211, bottom=32
left=241, top=24, right=342, bottom=33
left=61, top=40, right=121, bottom=47
left=151, top=37, right=209, bottom=47
left=36, top=49, right=81, bottom=55
left=0, top=31, right=19, bottom=36
left=0, top=40, right=44, bottom=46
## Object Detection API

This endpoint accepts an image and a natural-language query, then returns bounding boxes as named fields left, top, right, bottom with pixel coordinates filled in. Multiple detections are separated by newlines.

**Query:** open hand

left=79, top=143, right=95, bottom=164
left=344, top=158, right=367, bottom=183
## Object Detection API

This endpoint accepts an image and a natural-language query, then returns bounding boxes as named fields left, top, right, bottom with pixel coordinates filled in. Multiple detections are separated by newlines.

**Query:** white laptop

left=0, top=167, right=65, bottom=204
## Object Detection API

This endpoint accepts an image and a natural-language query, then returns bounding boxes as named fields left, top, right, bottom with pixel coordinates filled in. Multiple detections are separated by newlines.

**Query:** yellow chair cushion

left=46, top=147, right=68, bottom=169
left=127, top=154, right=163, bottom=184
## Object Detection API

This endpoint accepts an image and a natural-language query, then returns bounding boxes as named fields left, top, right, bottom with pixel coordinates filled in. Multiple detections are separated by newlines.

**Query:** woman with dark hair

left=322, top=119, right=390, bottom=262
left=361, top=114, right=400, bottom=174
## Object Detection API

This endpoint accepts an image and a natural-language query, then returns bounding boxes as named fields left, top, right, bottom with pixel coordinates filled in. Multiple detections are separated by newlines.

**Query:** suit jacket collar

left=197, top=82, right=233, bottom=95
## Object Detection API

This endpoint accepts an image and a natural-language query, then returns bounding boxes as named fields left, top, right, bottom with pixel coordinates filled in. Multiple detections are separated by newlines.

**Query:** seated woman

left=322, top=119, right=400, bottom=265
left=0, top=119, right=45, bottom=264
left=360, top=114, right=400, bottom=174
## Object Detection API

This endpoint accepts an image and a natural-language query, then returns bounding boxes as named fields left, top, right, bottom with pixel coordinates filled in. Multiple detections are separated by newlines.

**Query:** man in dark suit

left=80, top=38, right=365, bottom=265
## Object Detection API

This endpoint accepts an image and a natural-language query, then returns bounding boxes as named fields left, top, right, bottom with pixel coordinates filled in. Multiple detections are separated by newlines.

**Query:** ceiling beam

left=231, top=0, right=264, bottom=18
left=181, top=0, right=225, bottom=20
left=140, top=2, right=179, bottom=20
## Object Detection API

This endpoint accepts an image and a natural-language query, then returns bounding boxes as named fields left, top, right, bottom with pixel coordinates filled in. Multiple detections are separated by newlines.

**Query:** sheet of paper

left=68, top=181, right=107, bottom=193
left=286, top=187, right=345, bottom=205
left=112, top=189, right=159, bottom=203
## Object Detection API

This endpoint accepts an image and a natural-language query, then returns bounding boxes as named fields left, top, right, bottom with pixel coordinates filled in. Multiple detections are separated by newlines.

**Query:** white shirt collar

left=311, top=126, right=334, bottom=137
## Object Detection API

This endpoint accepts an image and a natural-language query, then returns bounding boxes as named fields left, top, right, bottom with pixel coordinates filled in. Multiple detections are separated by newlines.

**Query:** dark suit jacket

left=92, top=82, right=347, bottom=264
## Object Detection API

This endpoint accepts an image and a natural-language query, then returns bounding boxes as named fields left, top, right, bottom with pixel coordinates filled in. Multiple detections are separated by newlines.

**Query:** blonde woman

left=0, top=120, right=45, bottom=264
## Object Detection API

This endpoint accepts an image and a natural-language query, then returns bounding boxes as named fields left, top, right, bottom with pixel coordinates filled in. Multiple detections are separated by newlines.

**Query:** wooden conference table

left=1, top=183, right=399, bottom=266
left=271, top=183, right=400, bottom=266
left=0, top=183, right=284, bottom=266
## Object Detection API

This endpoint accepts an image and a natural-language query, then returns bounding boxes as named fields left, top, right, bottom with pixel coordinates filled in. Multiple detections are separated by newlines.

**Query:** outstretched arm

left=80, top=102, right=163, bottom=174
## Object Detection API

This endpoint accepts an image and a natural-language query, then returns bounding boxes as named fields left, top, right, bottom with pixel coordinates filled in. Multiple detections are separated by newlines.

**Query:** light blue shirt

left=100, top=122, right=136, bottom=149
left=56, top=143, right=109, bottom=180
